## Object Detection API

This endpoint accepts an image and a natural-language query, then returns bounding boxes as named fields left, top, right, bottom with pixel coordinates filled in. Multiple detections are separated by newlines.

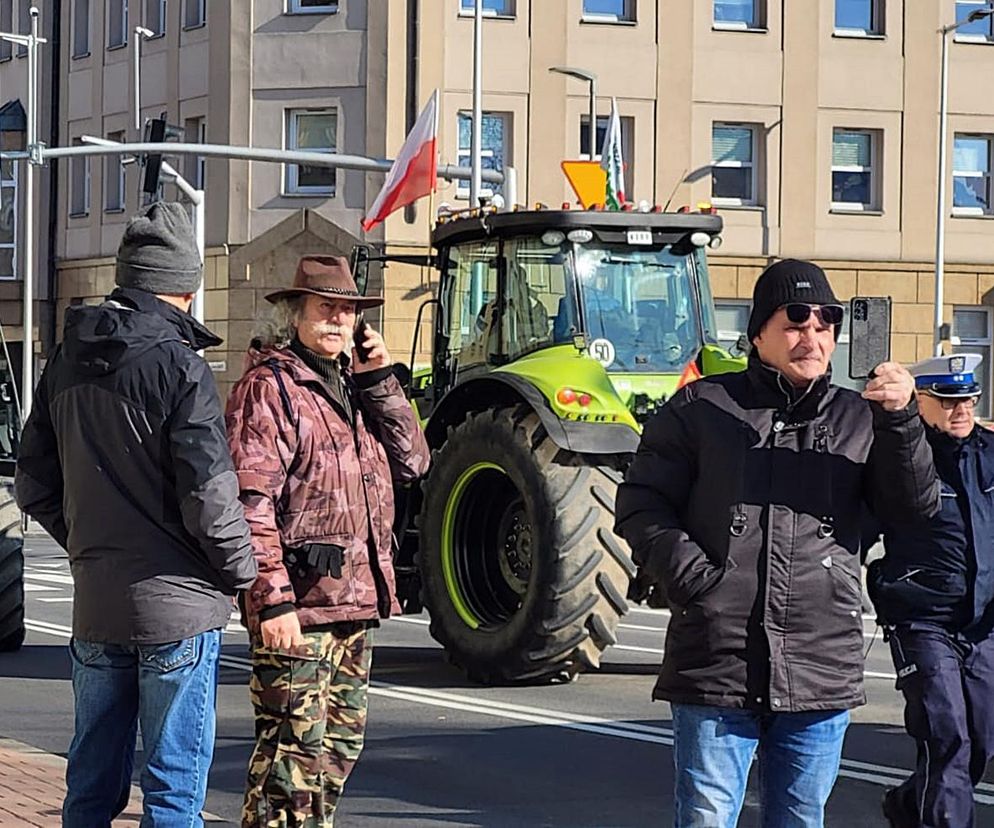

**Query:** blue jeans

left=62, top=629, right=222, bottom=828
left=671, top=704, right=849, bottom=828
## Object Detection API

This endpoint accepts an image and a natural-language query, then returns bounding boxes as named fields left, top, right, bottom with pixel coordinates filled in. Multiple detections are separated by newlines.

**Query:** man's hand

left=352, top=325, right=391, bottom=373
left=861, top=361, right=915, bottom=412
left=260, top=611, right=305, bottom=650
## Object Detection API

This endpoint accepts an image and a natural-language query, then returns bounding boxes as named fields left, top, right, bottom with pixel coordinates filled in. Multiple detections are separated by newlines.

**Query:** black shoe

left=881, top=787, right=915, bottom=828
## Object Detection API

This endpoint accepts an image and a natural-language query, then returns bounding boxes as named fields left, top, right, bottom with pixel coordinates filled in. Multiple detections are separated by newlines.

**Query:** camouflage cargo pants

left=242, top=623, right=373, bottom=827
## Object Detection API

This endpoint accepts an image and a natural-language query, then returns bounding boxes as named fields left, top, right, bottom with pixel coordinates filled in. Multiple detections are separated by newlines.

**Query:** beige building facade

left=3, top=0, right=994, bottom=405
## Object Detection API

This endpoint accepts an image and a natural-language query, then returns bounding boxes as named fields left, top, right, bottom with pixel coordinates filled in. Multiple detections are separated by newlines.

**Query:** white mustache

left=310, top=322, right=351, bottom=338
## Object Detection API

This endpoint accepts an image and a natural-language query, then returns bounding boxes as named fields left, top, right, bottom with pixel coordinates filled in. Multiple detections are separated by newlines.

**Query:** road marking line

left=24, top=584, right=59, bottom=592
left=23, top=618, right=994, bottom=804
left=36, top=597, right=75, bottom=603
left=387, top=616, right=431, bottom=626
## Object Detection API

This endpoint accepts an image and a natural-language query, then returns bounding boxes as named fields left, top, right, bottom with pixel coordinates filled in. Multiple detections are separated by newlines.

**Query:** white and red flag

left=362, top=90, right=439, bottom=232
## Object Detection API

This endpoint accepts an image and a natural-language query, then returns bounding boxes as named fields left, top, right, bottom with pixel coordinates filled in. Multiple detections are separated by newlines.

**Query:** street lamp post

left=470, top=0, right=483, bottom=205
left=934, top=5, right=994, bottom=356
left=133, top=26, right=154, bottom=137
left=549, top=66, right=598, bottom=160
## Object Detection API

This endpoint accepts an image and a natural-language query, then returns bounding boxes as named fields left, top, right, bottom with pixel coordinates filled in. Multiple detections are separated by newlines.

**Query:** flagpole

left=470, top=0, right=483, bottom=206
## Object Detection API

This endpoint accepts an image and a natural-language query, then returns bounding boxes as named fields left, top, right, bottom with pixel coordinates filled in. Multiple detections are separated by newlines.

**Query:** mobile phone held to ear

left=849, top=296, right=892, bottom=380
left=353, top=314, right=372, bottom=363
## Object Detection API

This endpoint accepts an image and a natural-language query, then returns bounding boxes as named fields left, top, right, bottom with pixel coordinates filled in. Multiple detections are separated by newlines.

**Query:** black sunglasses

left=784, top=303, right=845, bottom=326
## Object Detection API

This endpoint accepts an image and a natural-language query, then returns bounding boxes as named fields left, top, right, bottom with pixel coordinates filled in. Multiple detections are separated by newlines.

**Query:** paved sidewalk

left=0, top=737, right=143, bottom=826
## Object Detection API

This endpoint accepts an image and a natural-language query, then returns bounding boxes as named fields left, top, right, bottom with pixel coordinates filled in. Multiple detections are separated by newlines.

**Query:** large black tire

left=417, top=406, right=635, bottom=684
left=0, top=483, right=24, bottom=652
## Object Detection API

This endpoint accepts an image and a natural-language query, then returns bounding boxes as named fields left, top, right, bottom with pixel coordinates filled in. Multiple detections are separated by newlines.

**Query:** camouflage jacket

left=225, top=346, right=430, bottom=633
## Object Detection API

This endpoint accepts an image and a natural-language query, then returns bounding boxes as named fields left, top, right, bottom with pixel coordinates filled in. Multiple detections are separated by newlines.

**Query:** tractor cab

left=422, top=208, right=741, bottom=426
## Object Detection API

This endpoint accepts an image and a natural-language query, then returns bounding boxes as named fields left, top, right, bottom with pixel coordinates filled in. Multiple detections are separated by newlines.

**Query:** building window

left=73, top=0, right=90, bottom=56
left=579, top=114, right=635, bottom=198
left=184, top=117, right=206, bottom=190
left=105, top=130, right=126, bottom=212
left=835, top=0, right=883, bottom=35
left=108, top=0, right=128, bottom=48
left=0, top=2, right=11, bottom=61
left=285, top=109, right=336, bottom=195
left=714, top=0, right=763, bottom=29
left=712, top=123, right=758, bottom=206
left=456, top=111, right=510, bottom=200
left=70, top=139, right=90, bottom=217
left=953, top=307, right=992, bottom=418
left=581, top=0, right=635, bottom=22
left=832, top=129, right=879, bottom=211
left=145, top=0, right=166, bottom=36
left=287, top=0, right=338, bottom=13
left=16, top=0, right=29, bottom=56
left=952, top=134, right=991, bottom=215
left=459, top=0, right=514, bottom=16
left=956, top=1, right=994, bottom=40
left=0, top=158, right=15, bottom=279
left=184, top=0, right=205, bottom=29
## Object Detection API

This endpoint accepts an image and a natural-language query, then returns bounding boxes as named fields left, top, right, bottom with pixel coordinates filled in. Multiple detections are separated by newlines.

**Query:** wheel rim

left=441, top=462, right=534, bottom=629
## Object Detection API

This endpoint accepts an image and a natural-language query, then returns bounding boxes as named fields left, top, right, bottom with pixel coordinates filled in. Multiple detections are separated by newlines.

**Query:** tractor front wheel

left=417, top=406, right=634, bottom=684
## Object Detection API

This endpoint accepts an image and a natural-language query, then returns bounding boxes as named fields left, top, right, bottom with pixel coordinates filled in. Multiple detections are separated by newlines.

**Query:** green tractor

left=357, top=207, right=745, bottom=684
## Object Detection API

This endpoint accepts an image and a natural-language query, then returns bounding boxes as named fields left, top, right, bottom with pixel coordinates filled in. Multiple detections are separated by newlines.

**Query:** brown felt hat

left=264, top=255, right=384, bottom=307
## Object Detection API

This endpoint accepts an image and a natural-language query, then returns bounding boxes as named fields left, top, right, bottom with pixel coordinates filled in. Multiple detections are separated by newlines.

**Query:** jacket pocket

left=288, top=533, right=358, bottom=609
left=138, top=638, right=197, bottom=673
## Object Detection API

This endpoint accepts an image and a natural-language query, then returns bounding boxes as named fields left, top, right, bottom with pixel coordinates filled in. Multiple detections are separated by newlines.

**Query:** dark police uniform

left=868, top=354, right=994, bottom=828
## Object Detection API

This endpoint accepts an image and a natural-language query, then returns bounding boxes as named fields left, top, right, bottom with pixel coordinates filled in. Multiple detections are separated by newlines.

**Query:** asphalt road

left=4, top=534, right=994, bottom=826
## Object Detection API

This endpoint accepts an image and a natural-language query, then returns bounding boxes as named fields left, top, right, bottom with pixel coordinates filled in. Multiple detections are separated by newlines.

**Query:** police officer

left=868, top=353, right=994, bottom=828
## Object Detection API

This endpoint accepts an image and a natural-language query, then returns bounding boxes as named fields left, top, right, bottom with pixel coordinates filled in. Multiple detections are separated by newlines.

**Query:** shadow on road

left=0, top=644, right=71, bottom=680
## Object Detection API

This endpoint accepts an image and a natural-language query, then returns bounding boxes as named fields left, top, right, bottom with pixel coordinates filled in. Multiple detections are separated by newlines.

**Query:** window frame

left=145, top=0, right=167, bottom=37
left=833, top=0, right=884, bottom=37
left=580, top=0, right=636, bottom=24
left=107, top=0, right=128, bottom=49
left=458, top=0, right=515, bottom=18
left=579, top=113, right=635, bottom=198
left=711, top=122, right=759, bottom=207
left=184, top=117, right=207, bottom=191
left=104, top=131, right=127, bottom=213
left=0, top=160, right=17, bottom=280
left=0, top=1, right=10, bottom=61
left=952, top=306, right=993, bottom=418
left=72, top=0, right=90, bottom=57
left=287, top=0, right=339, bottom=14
left=69, top=140, right=91, bottom=217
left=954, top=0, right=994, bottom=42
left=284, top=108, right=337, bottom=196
left=456, top=110, right=511, bottom=200
left=713, top=0, right=764, bottom=31
left=831, top=128, right=880, bottom=212
left=183, top=0, right=205, bottom=29
left=16, top=0, right=29, bottom=56
left=713, top=299, right=752, bottom=354
left=952, top=133, right=992, bottom=217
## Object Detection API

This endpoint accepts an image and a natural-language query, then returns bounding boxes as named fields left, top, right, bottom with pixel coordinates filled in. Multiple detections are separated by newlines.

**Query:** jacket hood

left=62, top=287, right=222, bottom=376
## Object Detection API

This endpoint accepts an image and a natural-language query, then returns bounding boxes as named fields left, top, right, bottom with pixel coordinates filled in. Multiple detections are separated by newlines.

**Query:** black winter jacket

left=615, top=357, right=940, bottom=712
left=15, top=288, right=257, bottom=644
left=869, top=424, right=994, bottom=638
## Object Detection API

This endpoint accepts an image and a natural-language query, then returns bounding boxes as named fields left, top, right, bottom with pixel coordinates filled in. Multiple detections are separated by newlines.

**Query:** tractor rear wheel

left=0, top=485, right=24, bottom=652
left=417, top=406, right=634, bottom=684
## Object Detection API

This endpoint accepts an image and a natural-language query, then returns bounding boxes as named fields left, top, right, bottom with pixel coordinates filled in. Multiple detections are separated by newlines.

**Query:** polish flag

left=362, top=90, right=439, bottom=232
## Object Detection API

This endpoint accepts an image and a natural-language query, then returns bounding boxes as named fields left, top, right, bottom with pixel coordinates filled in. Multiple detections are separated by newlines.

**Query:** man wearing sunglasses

left=616, top=258, right=940, bottom=827
left=867, top=354, right=994, bottom=828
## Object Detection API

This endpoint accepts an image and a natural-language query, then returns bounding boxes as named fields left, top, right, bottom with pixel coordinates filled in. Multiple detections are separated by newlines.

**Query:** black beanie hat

left=747, top=259, right=839, bottom=341
left=115, top=201, right=202, bottom=295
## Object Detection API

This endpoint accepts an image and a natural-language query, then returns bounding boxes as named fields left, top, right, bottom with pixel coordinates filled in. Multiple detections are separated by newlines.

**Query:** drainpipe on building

left=403, top=0, right=419, bottom=226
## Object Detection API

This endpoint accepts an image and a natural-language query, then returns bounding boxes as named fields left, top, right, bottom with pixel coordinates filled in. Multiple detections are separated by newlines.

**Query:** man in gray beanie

left=616, top=257, right=940, bottom=826
left=15, top=201, right=257, bottom=827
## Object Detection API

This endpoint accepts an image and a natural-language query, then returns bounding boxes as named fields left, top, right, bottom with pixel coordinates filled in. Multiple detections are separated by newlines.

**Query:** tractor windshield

left=563, top=244, right=711, bottom=373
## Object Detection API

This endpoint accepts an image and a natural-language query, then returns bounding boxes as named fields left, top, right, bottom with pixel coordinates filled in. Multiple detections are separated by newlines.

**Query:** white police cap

left=909, top=353, right=983, bottom=398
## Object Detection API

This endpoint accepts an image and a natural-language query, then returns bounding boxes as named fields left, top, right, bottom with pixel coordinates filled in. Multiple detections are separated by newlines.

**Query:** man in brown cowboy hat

left=225, top=254, right=430, bottom=826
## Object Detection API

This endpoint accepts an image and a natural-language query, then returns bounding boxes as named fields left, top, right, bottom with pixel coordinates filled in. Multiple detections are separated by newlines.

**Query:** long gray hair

left=252, top=296, right=303, bottom=349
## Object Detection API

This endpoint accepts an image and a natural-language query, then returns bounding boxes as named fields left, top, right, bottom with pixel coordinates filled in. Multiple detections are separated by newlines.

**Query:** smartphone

left=849, top=297, right=892, bottom=380
left=353, top=314, right=372, bottom=363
